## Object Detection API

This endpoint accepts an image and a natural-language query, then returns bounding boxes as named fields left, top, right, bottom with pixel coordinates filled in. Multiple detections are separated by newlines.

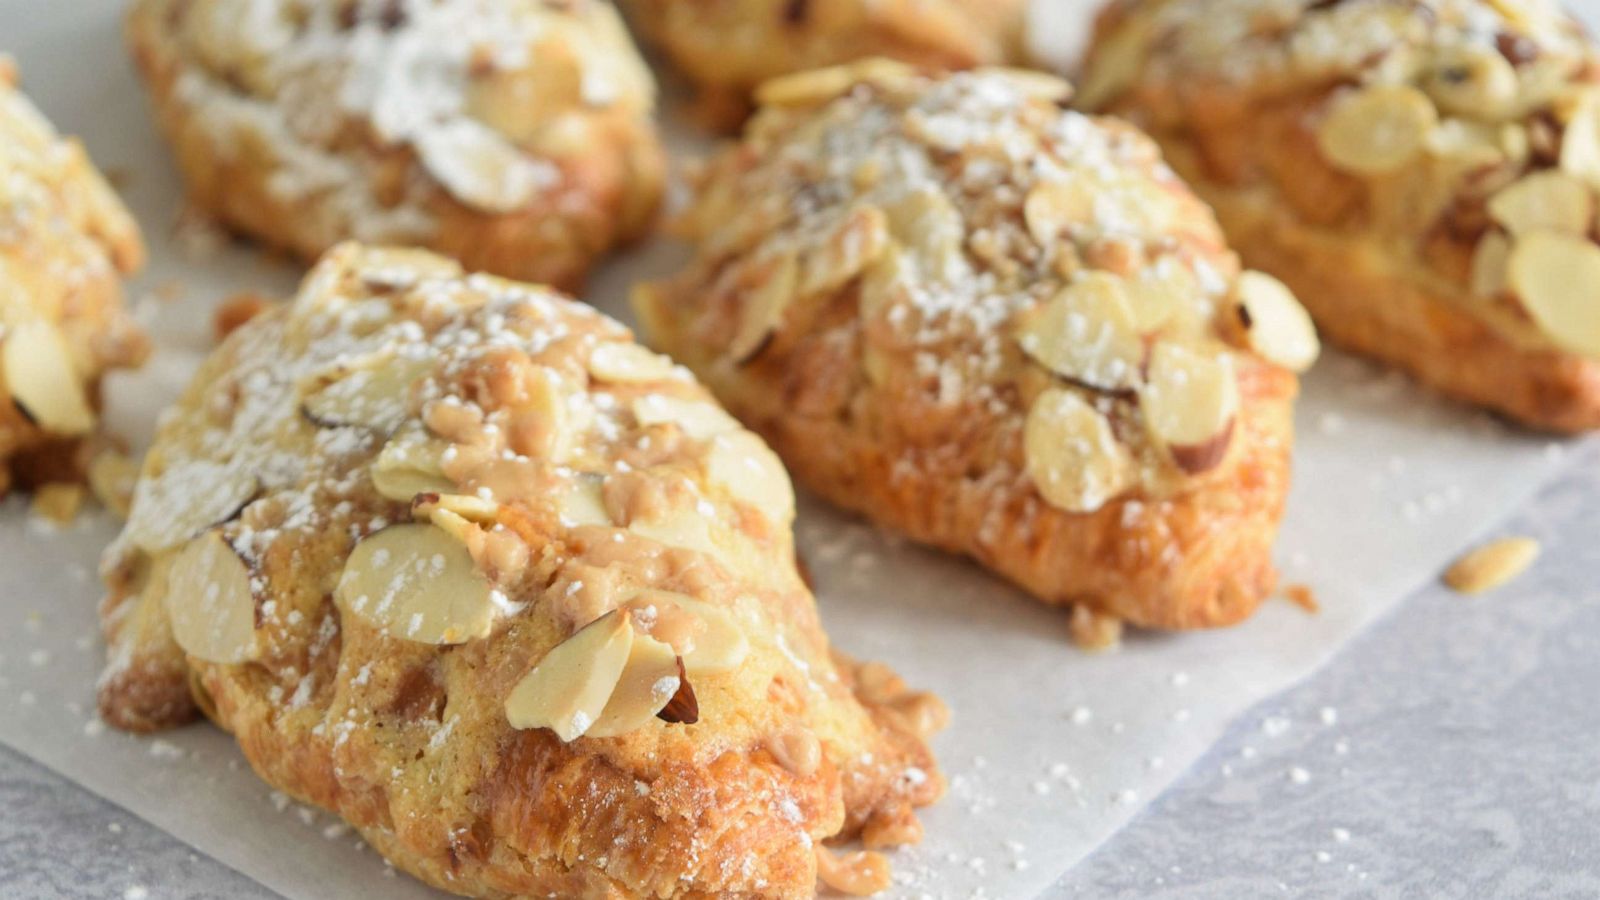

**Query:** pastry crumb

left=1069, top=605, right=1123, bottom=651
left=1283, top=582, right=1320, bottom=612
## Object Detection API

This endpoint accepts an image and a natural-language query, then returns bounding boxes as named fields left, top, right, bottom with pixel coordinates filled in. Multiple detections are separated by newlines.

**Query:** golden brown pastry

left=0, top=59, right=148, bottom=494
left=1080, top=0, right=1600, bottom=433
left=96, top=243, right=943, bottom=897
left=635, top=63, right=1318, bottom=631
left=126, top=0, right=665, bottom=291
left=623, top=0, right=1028, bottom=124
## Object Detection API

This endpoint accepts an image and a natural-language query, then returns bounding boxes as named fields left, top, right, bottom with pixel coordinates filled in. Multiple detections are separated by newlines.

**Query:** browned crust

left=125, top=1, right=665, bottom=293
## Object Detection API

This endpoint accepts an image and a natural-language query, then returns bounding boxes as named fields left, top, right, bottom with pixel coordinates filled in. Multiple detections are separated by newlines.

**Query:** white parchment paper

left=0, top=2, right=1593, bottom=897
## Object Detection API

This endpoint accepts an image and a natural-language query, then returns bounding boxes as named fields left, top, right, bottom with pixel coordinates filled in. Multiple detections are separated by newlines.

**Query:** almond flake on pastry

left=96, top=243, right=943, bottom=897
left=636, top=65, right=1312, bottom=630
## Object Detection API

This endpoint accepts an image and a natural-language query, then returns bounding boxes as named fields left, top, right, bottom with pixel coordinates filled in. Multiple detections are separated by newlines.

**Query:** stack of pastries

left=0, top=0, right=1583, bottom=896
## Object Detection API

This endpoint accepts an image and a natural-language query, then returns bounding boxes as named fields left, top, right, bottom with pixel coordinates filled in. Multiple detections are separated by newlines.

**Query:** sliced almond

left=797, top=205, right=891, bottom=298
left=414, top=118, right=547, bottom=214
left=411, top=492, right=498, bottom=523
left=882, top=187, right=966, bottom=280
left=2, top=319, right=93, bottom=435
left=337, top=524, right=497, bottom=645
left=1316, top=85, right=1438, bottom=176
left=584, top=630, right=681, bottom=739
left=1506, top=231, right=1600, bottom=357
left=370, top=427, right=455, bottom=502
left=1017, top=274, right=1144, bottom=393
left=558, top=472, right=612, bottom=528
left=1023, top=388, right=1132, bottom=514
left=705, top=430, right=794, bottom=526
left=504, top=608, right=634, bottom=741
left=508, top=368, right=576, bottom=462
left=301, top=355, right=430, bottom=434
left=1123, top=262, right=1199, bottom=335
left=30, top=482, right=85, bottom=525
left=164, top=530, right=260, bottom=665
left=1140, top=342, right=1239, bottom=475
left=1076, top=15, right=1151, bottom=110
left=1023, top=180, right=1096, bottom=245
left=632, top=394, right=739, bottom=441
left=655, top=658, right=700, bottom=725
left=1559, top=89, right=1600, bottom=187
left=727, top=253, right=798, bottom=364
left=629, top=505, right=722, bottom=560
left=1486, top=171, right=1595, bottom=237
left=1470, top=231, right=1513, bottom=299
left=1422, top=43, right=1517, bottom=119
left=1443, top=536, right=1540, bottom=594
left=87, top=449, right=139, bottom=520
left=125, top=462, right=259, bottom=553
left=754, top=59, right=915, bottom=109
left=586, top=342, right=677, bottom=385
left=1232, top=271, right=1320, bottom=373
left=628, top=590, right=750, bottom=676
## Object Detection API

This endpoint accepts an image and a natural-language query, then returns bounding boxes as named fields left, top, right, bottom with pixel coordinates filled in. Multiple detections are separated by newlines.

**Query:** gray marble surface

left=4, top=449, right=1597, bottom=900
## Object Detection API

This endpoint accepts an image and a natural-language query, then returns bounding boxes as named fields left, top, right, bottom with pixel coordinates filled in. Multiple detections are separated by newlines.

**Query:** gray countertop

left=5, top=450, right=1597, bottom=900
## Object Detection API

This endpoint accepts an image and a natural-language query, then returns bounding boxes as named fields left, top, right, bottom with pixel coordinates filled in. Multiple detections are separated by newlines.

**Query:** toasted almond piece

left=411, top=492, right=498, bottom=523
left=632, top=394, right=739, bottom=440
left=1425, top=118, right=1507, bottom=168
left=370, top=427, right=455, bottom=502
left=587, top=342, right=677, bottom=384
left=883, top=186, right=966, bottom=279
left=1486, top=171, right=1595, bottom=237
left=414, top=118, right=545, bottom=214
left=798, top=205, right=890, bottom=298
left=301, top=355, right=430, bottom=434
left=337, top=523, right=497, bottom=645
left=1076, top=15, right=1152, bottom=110
left=1506, top=231, right=1600, bottom=357
left=1069, top=604, right=1123, bottom=652
left=815, top=846, right=893, bottom=897
left=508, top=367, right=576, bottom=461
left=1123, top=262, right=1199, bottom=334
left=1316, top=85, right=1438, bottom=175
left=584, top=630, right=681, bottom=738
left=87, top=449, right=139, bottom=519
left=558, top=472, right=612, bottom=528
left=1470, top=231, right=1512, bottom=299
left=504, top=608, right=634, bottom=741
left=30, top=482, right=85, bottom=525
left=2, top=319, right=93, bottom=435
left=1423, top=43, right=1517, bottom=119
left=1017, top=274, right=1144, bottom=392
left=1443, top=536, right=1540, bottom=594
left=705, top=430, right=794, bottom=526
left=631, top=590, right=750, bottom=675
left=1560, top=89, right=1600, bottom=186
left=1233, top=271, right=1320, bottom=373
left=1024, top=388, right=1132, bottom=514
left=755, top=58, right=916, bottom=108
left=1140, top=342, right=1239, bottom=474
left=655, top=657, right=700, bottom=725
left=1023, top=179, right=1096, bottom=245
left=125, top=462, right=259, bottom=553
left=727, top=253, right=798, bottom=364
left=165, top=530, right=260, bottom=664
left=629, top=505, right=722, bottom=559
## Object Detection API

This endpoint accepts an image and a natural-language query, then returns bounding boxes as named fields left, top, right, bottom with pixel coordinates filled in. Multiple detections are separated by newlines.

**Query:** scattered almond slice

left=705, top=430, right=794, bottom=526
left=584, top=630, right=681, bottom=738
left=414, top=118, right=547, bottom=214
left=411, top=492, right=498, bottom=523
left=125, top=462, right=259, bottom=553
left=30, top=482, right=84, bottom=525
left=628, top=590, right=750, bottom=675
left=1069, top=605, right=1123, bottom=651
left=1443, top=536, right=1540, bottom=595
left=1023, top=179, right=1096, bottom=245
left=1560, top=89, right=1600, bottom=187
left=2, top=319, right=93, bottom=435
left=87, top=449, right=139, bottom=519
left=558, top=473, right=612, bottom=528
left=1316, top=84, right=1438, bottom=175
left=882, top=187, right=966, bottom=280
left=164, top=530, right=260, bottom=664
left=1017, top=274, right=1144, bottom=393
left=629, top=505, right=722, bottom=560
left=727, top=253, right=798, bottom=364
left=1123, top=263, right=1198, bottom=334
left=1469, top=231, right=1512, bottom=299
left=1023, top=388, right=1132, bottom=514
left=1232, top=271, right=1320, bottom=373
left=586, top=342, right=677, bottom=384
left=755, top=58, right=916, bottom=108
left=1486, top=171, right=1595, bottom=237
left=1422, top=44, right=1517, bottom=119
left=302, top=354, right=430, bottom=434
left=1506, top=231, right=1600, bottom=358
left=337, top=523, right=497, bottom=645
left=504, top=608, right=634, bottom=741
left=1140, top=342, right=1239, bottom=475
left=632, top=394, right=739, bottom=440
left=370, top=427, right=455, bottom=502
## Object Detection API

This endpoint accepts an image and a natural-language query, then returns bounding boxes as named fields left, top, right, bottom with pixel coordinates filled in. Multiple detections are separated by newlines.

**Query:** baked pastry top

left=0, top=60, right=148, bottom=493
left=623, top=0, right=1027, bottom=122
left=127, top=0, right=665, bottom=291
left=636, top=63, right=1317, bottom=631
left=1082, top=0, right=1600, bottom=432
left=96, top=242, right=943, bottom=897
